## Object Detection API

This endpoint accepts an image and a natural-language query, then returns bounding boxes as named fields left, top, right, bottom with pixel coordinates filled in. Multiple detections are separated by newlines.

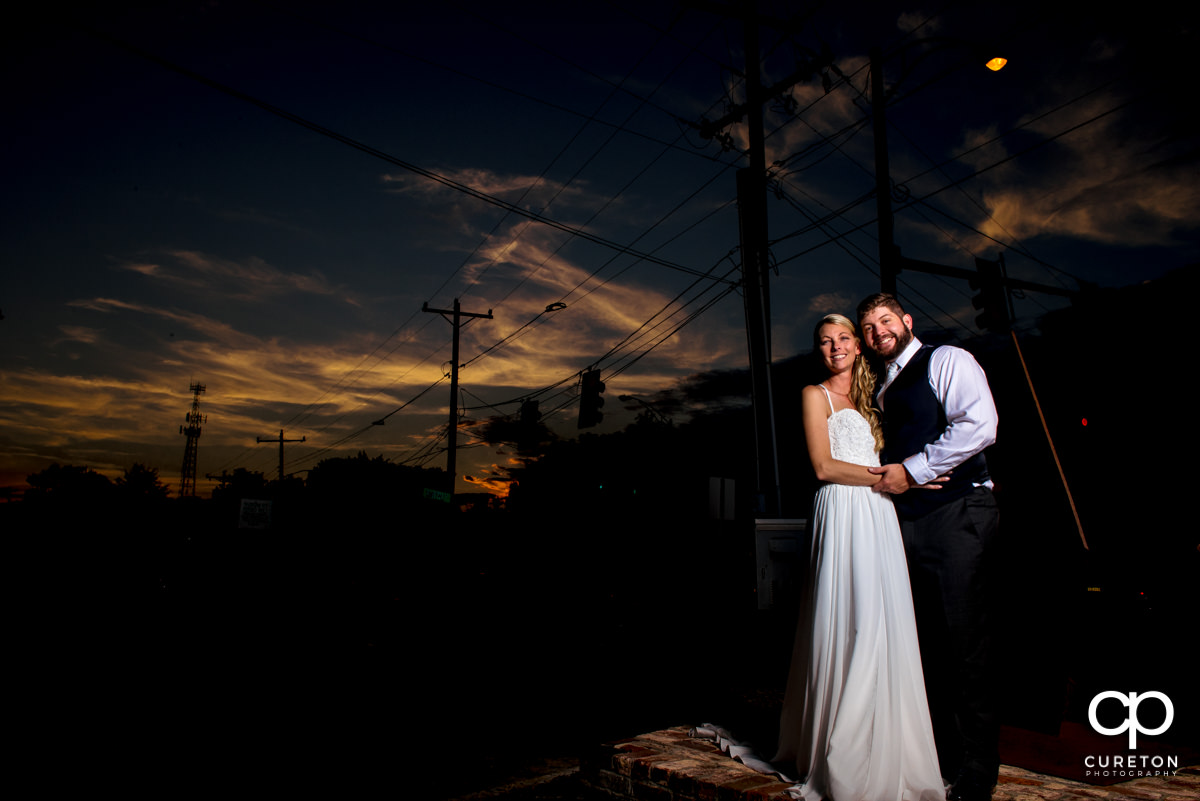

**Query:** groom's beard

left=873, top=325, right=913, bottom=360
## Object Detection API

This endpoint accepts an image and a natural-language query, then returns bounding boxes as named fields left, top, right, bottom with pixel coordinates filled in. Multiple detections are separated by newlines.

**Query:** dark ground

left=19, top=493, right=1196, bottom=798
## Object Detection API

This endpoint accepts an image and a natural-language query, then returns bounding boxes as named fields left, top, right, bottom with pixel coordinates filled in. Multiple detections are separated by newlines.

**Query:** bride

left=773, top=314, right=945, bottom=801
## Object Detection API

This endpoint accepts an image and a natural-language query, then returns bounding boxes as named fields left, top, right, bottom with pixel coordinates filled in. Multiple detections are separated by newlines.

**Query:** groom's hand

left=869, top=463, right=915, bottom=494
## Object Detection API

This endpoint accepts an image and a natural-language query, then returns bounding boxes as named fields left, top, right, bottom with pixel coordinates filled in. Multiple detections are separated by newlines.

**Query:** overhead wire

left=81, top=18, right=756, bottom=478
left=80, top=26, right=728, bottom=285
left=769, top=77, right=1141, bottom=271
left=268, top=18, right=693, bottom=444
left=249, top=17, right=1141, bottom=478
left=460, top=249, right=741, bottom=418
left=251, top=0, right=729, bottom=163
left=195, top=1, right=742, bottom=455
left=282, top=14, right=907, bottom=467
left=457, top=11, right=721, bottom=311
left=891, top=78, right=1126, bottom=289
left=390, top=10, right=744, bottom=440
left=109, top=6, right=1133, bottom=483
left=441, top=11, right=750, bottom=379
left=426, top=8, right=706, bottom=309
left=238, top=14, right=750, bottom=472
left=450, top=1, right=711, bottom=143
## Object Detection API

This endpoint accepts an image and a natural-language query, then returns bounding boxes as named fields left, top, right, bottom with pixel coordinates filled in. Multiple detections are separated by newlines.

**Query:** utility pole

left=871, top=43, right=1011, bottom=294
left=256, top=429, right=305, bottom=482
left=736, top=12, right=782, bottom=518
left=179, top=382, right=206, bottom=497
left=870, top=43, right=1088, bottom=549
left=871, top=47, right=900, bottom=295
left=693, top=2, right=832, bottom=516
left=423, top=298, right=493, bottom=498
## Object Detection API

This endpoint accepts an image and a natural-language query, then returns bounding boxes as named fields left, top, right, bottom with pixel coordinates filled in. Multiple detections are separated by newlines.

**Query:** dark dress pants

left=900, top=487, right=1000, bottom=786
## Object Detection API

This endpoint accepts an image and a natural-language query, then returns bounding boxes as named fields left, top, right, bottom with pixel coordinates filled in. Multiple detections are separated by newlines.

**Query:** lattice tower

left=179, top=382, right=206, bottom=497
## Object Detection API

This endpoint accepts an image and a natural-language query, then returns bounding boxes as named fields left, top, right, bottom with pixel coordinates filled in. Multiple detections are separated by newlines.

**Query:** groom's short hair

left=857, top=292, right=906, bottom=323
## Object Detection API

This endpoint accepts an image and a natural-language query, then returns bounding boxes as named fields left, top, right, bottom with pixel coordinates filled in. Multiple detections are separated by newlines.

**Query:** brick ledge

left=579, top=727, right=1200, bottom=801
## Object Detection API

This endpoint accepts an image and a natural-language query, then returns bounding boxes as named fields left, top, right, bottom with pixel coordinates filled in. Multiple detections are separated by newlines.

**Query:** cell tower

left=179, top=382, right=207, bottom=497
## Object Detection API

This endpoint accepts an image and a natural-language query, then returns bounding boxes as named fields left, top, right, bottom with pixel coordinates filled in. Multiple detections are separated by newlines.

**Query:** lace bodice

left=828, top=410, right=881, bottom=467
left=821, top=384, right=880, bottom=468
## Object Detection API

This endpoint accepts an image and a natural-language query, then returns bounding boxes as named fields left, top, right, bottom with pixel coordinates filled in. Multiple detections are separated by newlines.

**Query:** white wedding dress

left=774, top=389, right=944, bottom=801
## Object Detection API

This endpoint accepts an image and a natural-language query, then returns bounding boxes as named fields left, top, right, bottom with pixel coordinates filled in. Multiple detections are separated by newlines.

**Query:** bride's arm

left=802, top=384, right=882, bottom=487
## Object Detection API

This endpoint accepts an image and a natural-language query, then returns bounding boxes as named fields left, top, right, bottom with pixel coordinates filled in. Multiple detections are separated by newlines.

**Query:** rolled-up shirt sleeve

left=901, top=346, right=997, bottom=486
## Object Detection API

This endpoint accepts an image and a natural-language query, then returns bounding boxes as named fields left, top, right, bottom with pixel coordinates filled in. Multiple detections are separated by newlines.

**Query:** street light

left=618, top=394, right=671, bottom=426
left=870, top=41, right=1007, bottom=292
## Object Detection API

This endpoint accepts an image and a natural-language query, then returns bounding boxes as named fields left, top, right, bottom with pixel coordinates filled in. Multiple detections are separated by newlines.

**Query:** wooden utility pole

left=693, top=1, right=832, bottom=516
left=869, top=46, right=1087, bottom=547
left=871, top=46, right=900, bottom=295
left=736, top=12, right=782, bottom=518
left=256, top=429, right=306, bottom=481
left=423, top=298, right=493, bottom=498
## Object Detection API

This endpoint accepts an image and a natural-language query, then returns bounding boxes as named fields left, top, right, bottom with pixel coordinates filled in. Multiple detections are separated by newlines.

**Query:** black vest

left=881, top=345, right=990, bottom=520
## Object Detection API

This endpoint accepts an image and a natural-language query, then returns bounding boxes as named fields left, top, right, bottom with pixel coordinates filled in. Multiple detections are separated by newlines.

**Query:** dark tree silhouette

left=116, top=463, right=171, bottom=500
left=306, top=451, right=448, bottom=515
left=24, top=462, right=114, bottom=504
left=210, top=467, right=269, bottom=502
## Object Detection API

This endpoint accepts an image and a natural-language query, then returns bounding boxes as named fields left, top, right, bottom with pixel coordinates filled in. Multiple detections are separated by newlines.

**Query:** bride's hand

left=913, top=471, right=952, bottom=490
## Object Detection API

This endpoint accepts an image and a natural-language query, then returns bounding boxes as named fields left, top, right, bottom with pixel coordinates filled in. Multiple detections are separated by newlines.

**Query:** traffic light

left=518, top=399, right=540, bottom=452
left=578, top=369, right=605, bottom=428
left=971, top=257, right=1010, bottom=332
left=520, top=399, right=540, bottom=427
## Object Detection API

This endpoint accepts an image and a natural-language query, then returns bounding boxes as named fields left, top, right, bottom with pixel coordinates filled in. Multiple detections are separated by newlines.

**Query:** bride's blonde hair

left=816, top=313, right=884, bottom=453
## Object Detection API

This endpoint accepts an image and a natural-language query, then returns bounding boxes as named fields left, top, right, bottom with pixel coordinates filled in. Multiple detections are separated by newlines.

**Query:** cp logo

left=1088, top=691, right=1174, bottom=749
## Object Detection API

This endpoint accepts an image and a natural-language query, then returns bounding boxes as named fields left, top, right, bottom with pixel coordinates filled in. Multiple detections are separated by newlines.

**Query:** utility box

left=754, top=518, right=808, bottom=611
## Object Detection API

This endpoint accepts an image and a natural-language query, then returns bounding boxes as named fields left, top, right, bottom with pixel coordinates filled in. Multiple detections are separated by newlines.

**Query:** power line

left=251, top=1, right=729, bottom=164
left=81, top=26, right=731, bottom=286
left=282, top=252, right=740, bottom=474
left=257, top=16, right=698, bottom=437
left=770, top=92, right=1142, bottom=269
left=84, top=23, right=754, bottom=476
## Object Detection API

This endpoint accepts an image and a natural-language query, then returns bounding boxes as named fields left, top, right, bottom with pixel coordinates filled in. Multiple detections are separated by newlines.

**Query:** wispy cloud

left=948, top=36, right=1199, bottom=252
left=381, top=167, right=590, bottom=213
left=0, top=320, right=452, bottom=487
left=54, top=325, right=103, bottom=345
left=896, top=10, right=943, bottom=36
left=972, top=103, right=1200, bottom=246
left=767, top=59, right=871, bottom=170
left=68, top=297, right=249, bottom=348
left=442, top=223, right=743, bottom=390
left=115, top=250, right=348, bottom=302
left=25, top=224, right=740, bottom=490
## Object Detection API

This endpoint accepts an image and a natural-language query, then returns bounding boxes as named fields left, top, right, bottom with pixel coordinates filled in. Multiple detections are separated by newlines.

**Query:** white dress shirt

left=877, top=337, right=998, bottom=486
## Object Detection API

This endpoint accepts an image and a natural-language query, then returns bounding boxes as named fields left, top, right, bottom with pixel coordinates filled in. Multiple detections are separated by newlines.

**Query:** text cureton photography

left=1085, top=691, right=1180, bottom=779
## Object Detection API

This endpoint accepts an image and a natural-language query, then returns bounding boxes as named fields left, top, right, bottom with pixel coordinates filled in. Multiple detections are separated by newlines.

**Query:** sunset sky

left=4, top=1, right=1197, bottom=496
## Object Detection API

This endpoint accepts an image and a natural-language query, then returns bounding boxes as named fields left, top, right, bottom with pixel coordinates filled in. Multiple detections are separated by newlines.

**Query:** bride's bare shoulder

left=801, top=384, right=830, bottom=411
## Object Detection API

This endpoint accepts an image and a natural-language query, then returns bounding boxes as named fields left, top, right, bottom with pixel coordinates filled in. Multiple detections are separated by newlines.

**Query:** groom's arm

left=870, top=461, right=917, bottom=494
left=905, top=346, right=997, bottom=485
left=871, top=347, right=997, bottom=494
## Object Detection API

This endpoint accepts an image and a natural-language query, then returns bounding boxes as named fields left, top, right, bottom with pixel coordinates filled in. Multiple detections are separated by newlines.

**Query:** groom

left=857, top=293, right=1001, bottom=801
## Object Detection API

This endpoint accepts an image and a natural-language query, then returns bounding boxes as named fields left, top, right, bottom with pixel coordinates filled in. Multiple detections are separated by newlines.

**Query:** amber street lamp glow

left=985, top=56, right=1008, bottom=71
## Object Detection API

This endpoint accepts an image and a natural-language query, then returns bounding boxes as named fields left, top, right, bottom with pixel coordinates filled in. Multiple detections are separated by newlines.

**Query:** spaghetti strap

left=818, top=384, right=834, bottom=414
